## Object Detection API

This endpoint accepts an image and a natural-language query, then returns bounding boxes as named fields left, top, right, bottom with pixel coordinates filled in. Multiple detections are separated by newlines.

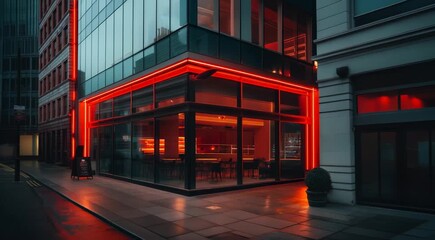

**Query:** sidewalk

left=21, top=160, right=435, bottom=240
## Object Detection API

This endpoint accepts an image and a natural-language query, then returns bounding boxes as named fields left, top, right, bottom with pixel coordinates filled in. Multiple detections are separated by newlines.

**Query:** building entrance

left=357, top=124, right=435, bottom=211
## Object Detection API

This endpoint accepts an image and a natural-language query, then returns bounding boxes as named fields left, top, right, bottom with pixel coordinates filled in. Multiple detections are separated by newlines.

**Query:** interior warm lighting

left=139, top=138, right=165, bottom=154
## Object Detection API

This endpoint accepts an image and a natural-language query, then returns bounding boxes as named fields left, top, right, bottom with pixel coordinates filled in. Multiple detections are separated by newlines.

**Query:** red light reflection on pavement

left=35, top=187, right=133, bottom=240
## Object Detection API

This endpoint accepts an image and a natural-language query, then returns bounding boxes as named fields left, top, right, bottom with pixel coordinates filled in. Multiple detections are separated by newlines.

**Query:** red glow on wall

left=69, top=0, right=78, bottom=159
left=78, top=59, right=318, bottom=170
left=400, top=95, right=424, bottom=110
left=357, top=93, right=399, bottom=114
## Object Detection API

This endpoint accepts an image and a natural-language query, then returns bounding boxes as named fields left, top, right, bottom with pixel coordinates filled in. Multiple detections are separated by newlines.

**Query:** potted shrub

left=305, top=167, right=331, bottom=207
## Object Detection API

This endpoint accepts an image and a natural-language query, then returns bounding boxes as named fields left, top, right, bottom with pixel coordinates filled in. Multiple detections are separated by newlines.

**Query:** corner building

left=76, top=0, right=318, bottom=193
left=315, top=0, right=435, bottom=211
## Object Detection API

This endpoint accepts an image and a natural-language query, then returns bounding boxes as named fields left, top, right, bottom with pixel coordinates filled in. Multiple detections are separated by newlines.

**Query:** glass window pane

left=114, top=62, right=123, bottom=82
left=156, top=37, right=170, bottom=64
left=91, top=30, right=98, bottom=77
left=106, top=14, right=114, bottom=68
left=144, top=0, right=156, bottom=47
left=114, top=93, right=131, bottom=117
left=170, top=0, right=187, bottom=31
left=280, top=91, right=302, bottom=115
left=280, top=123, right=303, bottom=179
left=283, top=4, right=297, bottom=58
left=156, top=76, right=186, bottom=107
left=355, top=0, right=403, bottom=15
left=132, top=119, right=154, bottom=181
left=189, top=26, right=218, bottom=57
left=123, top=57, right=133, bottom=78
left=219, top=35, right=240, bottom=63
left=263, top=0, right=278, bottom=52
left=132, top=86, right=153, bottom=113
left=243, top=118, right=275, bottom=183
left=241, top=0, right=259, bottom=44
left=157, top=0, right=170, bottom=40
left=241, top=42, right=261, bottom=68
left=380, top=132, right=398, bottom=201
left=243, top=84, right=275, bottom=112
left=99, top=99, right=113, bottom=119
left=263, top=50, right=282, bottom=75
left=133, top=51, right=144, bottom=74
left=170, top=27, right=187, bottom=57
left=219, top=0, right=240, bottom=38
left=144, top=46, right=156, bottom=69
left=114, top=123, right=131, bottom=177
left=197, top=0, right=218, bottom=31
left=195, top=77, right=238, bottom=107
left=297, top=13, right=309, bottom=61
left=114, top=5, right=123, bottom=63
left=98, top=126, right=113, bottom=173
left=158, top=114, right=185, bottom=187
left=85, top=36, right=92, bottom=80
left=106, top=66, right=114, bottom=86
left=98, top=23, right=106, bottom=73
left=196, top=113, right=237, bottom=188
left=133, top=0, right=144, bottom=54
left=123, top=0, right=133, bottom=58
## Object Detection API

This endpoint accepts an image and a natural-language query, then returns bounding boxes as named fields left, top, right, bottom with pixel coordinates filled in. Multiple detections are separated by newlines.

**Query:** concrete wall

left=315, top=1, right=435, bottom=204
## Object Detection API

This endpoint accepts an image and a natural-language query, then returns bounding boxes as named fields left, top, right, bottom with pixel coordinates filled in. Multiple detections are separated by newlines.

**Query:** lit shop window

left=357, top=92, right=398, bottom=114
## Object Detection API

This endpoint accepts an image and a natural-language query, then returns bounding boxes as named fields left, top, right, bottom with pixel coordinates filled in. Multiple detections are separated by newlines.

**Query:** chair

left=209, top=162, right=222, bottom=181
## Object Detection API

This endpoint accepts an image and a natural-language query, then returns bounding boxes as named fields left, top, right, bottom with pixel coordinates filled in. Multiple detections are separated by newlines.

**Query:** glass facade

left=78, top=0, right=313, bottom=98
left=79, top=0, right=316, bottom=192
left=87, top=73, right=312, bottom=190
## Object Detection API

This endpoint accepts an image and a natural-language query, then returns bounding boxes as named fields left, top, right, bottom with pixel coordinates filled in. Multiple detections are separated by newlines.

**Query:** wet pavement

left=15, top=160, right=435, bottom=239
left=0, top=163, right=135, bottom=240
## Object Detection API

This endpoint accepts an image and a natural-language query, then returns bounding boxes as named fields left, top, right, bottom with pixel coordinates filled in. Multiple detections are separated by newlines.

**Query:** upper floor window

left=354, top=0, right=435, bottom=26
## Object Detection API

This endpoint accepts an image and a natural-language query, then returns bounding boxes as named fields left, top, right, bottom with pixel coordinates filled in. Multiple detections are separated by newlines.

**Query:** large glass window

left=144, top=46, right=156, bottom=69
left=158, top=114, right=185, bottom=187
left=133, top=0, right=144, bottom=54
left=132, top=119, right=154, bottom=181
left=297, top=13, right=309, bottom=61
left=156, top=0, right=170, bottom=40
left=189, top=26, right=219, bottom=57
left=241, top=0, right=259, bottom=44
left=85, top=36, right=92, bottom=80
left=280, top=123, right=303, bottom=179
left=123, top=0, right=133, bottom=58
left=113, top=123, right=131, bottom=177
left=242, top=84, right=276, bottom=112
left=197, top=0, right=218, bottom=31
left=219, top=0, right=240, bottom=38
left=170, top=0, right=187, bottom=31
left=400, top=86, right=435, bottom=110
left=114, top=5, right=123, bottom=63
left=144, top=0, right=156, bottom=47
left=263, top=0, right=278, bottom=52
left=171, top=27, right=188, bottom=57
left=242, top=118, right=275, bottom=184
left=132, top=86, right=153, bottom=113
left=195, top=113, right=237, bottom=188
left=156, top=76, right=186, bottom=108
left=195, top=77, right=238, bottom=107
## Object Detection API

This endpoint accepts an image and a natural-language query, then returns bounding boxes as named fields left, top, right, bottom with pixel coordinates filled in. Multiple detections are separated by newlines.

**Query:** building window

left=132, top=119, right=155, bottom=181
left=63, top=95, right=68, bottom=115
left=263, top=0, right=279, bottom=52
left=219, top=0, right=240, bottom=38
left=357, top=91, right=400, bottom=114
left=195, top=76, right=238, bottom=107
left=241, top=0, right=260, bottom=44
left=197, top=0, right=218, bottom=31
